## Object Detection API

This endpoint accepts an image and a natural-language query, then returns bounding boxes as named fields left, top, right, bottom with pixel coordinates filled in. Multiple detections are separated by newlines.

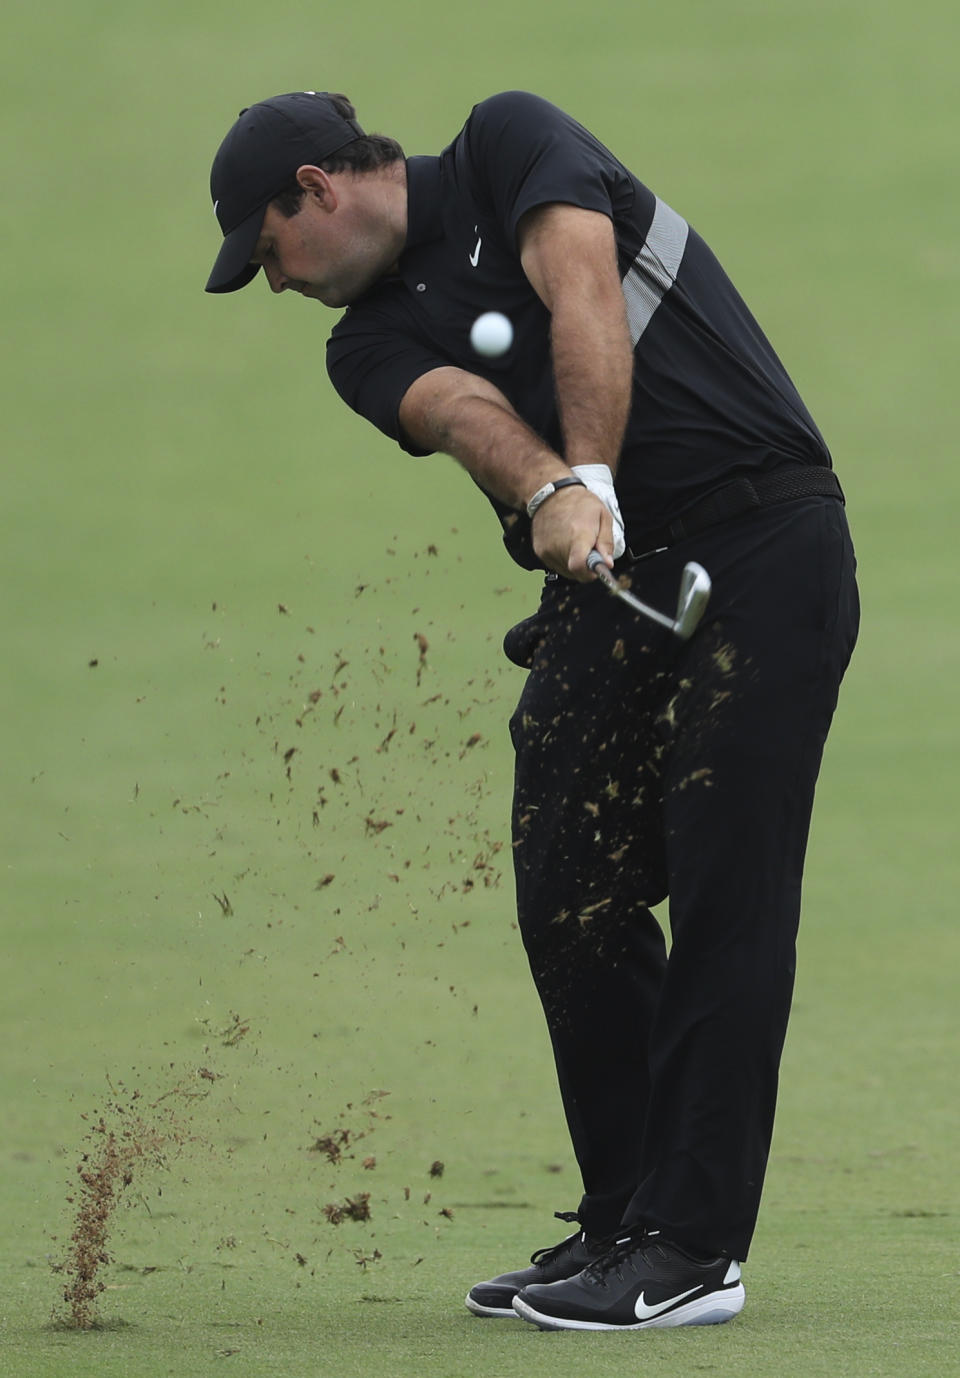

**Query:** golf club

left=587, top=550, right=712, bottom=641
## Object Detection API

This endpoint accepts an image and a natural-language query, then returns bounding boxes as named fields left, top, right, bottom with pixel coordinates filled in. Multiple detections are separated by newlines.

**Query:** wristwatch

left=525, top=476, right=586, bottom=519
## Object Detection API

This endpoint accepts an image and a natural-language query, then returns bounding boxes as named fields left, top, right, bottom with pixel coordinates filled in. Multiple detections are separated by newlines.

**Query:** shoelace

left=529, top=1211, right=583, bottom=1266
left=584, top=1229, right=652, bottom=1282
left=586, top=1230, right=721, bottom=1284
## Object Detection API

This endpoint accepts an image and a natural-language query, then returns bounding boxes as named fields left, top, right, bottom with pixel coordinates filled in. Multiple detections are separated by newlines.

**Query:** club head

left=673, top=562, right=712, bottom=640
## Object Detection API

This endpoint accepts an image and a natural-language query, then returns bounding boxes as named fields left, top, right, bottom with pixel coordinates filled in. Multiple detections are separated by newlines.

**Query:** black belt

left=628, top=464, right=844, bottom=556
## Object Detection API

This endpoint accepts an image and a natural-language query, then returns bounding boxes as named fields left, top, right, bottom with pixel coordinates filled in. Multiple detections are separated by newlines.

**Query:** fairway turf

left=2, top=1, right=958, bottom=1375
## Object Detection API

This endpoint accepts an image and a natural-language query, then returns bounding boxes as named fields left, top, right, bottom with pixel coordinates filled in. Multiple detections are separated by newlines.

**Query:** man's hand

left=397, top=366, right=620, bottom=581
left=531, top=484, right=615, bottom=581
left=571, top=463, right=626, bottom=559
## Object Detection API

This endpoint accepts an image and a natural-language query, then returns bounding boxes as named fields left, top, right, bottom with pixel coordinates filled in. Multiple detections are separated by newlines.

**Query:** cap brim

left=205, top=204, right=266, bottom=294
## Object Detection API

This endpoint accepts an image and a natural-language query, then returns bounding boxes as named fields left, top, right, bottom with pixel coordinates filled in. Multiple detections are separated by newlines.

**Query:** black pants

left=507, top=497, right=859, bottom=1261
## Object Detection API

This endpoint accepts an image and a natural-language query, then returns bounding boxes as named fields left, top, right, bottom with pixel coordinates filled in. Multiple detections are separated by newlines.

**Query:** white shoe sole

left=464, top=1292, right=520, bottom=1318
left=512, top=1283, right=745, bottom=1331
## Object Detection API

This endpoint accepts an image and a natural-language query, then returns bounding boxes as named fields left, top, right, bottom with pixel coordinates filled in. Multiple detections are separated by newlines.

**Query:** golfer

left=205, top=89, right=859, bottom=1331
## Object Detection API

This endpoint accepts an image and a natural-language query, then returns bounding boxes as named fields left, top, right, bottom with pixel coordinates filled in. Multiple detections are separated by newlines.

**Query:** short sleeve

left=326, top=305, right=445, bottom=457
left=461, top=91, right=629, bottom=248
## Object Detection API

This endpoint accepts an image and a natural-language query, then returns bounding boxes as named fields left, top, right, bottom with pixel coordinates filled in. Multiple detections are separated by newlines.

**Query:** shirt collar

left=403, top=156, right=444, bottom=250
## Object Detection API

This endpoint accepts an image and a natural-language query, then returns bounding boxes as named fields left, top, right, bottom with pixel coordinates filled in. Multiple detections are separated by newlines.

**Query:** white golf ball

left=470, top=311, right=513, bottom=358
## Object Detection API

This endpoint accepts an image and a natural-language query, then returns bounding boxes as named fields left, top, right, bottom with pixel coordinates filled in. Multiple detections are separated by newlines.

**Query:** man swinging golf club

left=204, top=88, right=859, bottom=1331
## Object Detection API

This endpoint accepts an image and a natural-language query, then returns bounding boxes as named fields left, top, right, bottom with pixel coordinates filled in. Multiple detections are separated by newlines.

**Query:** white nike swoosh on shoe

left=634, top=1284, right=703, bottom=1321
left=469, top=236, right=482, bottom=267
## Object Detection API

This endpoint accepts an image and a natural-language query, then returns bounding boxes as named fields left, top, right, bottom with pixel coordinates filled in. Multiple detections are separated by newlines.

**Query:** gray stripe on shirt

left=622, top=197, right=689, bottom=346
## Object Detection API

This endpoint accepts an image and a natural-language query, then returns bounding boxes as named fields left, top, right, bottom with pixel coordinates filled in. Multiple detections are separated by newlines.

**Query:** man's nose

left=263, top=261, right=289, bottom=294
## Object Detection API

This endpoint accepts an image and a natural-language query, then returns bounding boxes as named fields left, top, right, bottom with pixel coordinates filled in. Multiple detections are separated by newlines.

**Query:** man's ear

left=296, top=165, right=337, bottom=209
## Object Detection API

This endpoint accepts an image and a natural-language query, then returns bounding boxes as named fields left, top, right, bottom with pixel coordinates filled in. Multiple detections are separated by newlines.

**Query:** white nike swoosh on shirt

left=633, top=1284, right=703, bottom=1321
left=469, top=236, right=482, bottom=267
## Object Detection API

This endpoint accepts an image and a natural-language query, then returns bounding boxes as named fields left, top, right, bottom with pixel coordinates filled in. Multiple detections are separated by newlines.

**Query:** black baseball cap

left=205, top=91, right=364, bottom=294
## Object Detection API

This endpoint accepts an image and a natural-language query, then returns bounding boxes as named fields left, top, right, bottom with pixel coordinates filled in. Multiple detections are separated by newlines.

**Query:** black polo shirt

left=327, top=90, right=830, bottom=562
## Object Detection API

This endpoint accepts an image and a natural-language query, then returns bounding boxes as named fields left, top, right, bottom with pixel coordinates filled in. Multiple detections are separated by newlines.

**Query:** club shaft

left=587, top=551, right=678, bottom=631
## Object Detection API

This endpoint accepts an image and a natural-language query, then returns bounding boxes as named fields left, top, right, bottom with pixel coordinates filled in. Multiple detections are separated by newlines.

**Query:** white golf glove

left=571, top=464, right=626, bottom=559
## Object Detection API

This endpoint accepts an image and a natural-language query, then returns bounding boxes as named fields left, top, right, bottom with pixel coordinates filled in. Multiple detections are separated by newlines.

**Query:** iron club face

left=673, top=561, right=712, bottom=640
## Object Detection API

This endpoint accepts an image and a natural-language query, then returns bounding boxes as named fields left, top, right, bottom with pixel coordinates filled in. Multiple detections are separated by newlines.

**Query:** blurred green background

left=1, top=1, right=957, bottom=1375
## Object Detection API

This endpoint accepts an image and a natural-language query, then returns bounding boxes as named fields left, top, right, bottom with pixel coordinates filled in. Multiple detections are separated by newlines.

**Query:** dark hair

left=271, top=93, right=404, bottom=218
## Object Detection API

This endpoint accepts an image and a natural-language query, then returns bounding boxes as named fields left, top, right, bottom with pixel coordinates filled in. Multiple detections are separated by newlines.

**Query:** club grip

left=587, top=548, right=618, bottom=590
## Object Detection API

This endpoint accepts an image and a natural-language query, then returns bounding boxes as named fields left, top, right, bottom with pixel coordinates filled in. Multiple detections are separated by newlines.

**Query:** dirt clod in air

left=310, top=1129, right=353, bottom=1165
left=414, top=632, right=429, bottom=684
left=322, top=1193, right=372, bottom=1226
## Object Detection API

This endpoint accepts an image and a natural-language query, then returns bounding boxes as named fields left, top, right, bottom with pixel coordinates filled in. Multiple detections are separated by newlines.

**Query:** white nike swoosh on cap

left=633, top=1283, right=703, bottom=1321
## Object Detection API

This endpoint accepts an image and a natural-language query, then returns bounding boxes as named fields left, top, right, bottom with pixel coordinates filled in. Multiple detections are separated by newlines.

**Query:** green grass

left=2, top=0, right=958, bottom=1374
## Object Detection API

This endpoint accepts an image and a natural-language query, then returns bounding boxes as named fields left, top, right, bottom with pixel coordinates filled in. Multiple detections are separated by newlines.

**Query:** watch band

left=525, top=476, right=586, bottom=519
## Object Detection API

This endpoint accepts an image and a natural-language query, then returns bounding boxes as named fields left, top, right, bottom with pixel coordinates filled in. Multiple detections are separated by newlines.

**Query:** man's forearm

left=399, top=367, right=570, bottom=509
left=519, top=203, right=634, bottom=475
left=549, top=283, right=633, bottom=474
left=397, top=365, right=614, bottom=579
